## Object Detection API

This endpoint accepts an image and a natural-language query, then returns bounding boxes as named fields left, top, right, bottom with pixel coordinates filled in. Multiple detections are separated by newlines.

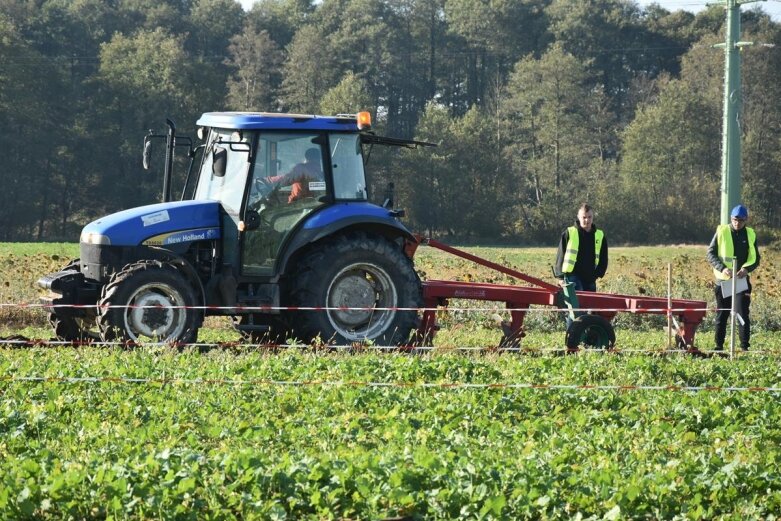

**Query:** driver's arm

left=264, top=173, right=287, bottom=185
left=267, top=164, right=305, bottom=187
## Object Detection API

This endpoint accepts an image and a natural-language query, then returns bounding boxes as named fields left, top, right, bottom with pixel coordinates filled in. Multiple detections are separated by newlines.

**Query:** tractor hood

left=80, top=200, right=221, bottom=247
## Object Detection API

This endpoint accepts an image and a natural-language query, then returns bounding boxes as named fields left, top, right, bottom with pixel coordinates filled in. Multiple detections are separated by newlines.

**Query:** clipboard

left=720, top=277, right=748, bottom=298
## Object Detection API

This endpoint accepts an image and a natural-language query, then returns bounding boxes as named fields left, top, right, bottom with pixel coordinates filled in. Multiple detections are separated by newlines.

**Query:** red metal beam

left=422, top=280, right=558, bottom=306
left=417, top=236, right=561, bottom=292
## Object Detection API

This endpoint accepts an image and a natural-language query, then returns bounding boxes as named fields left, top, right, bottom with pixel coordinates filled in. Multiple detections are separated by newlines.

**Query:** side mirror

left=242, top=209, right=260, bottom=231
left=382, top=182, right=395, bottom=209
left=212, top=146, right=227, bottom=177
left=142, top=136, right=153, bottom=170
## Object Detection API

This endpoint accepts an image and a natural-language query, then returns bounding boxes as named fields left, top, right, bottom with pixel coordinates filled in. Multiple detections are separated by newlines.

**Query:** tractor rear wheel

left=565, top=315, right=615, bottom=350
left=287, top=232, right=422, bottom=346
left=98, top=261, right=200, bottom=345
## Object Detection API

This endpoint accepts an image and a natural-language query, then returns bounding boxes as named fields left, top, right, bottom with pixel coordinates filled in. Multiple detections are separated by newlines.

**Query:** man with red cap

left=706, top=204, right=761, bottom=351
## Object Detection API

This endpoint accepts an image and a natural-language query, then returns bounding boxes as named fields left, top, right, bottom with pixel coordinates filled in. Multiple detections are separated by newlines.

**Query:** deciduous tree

left=225, top=27, right=284, bottom=110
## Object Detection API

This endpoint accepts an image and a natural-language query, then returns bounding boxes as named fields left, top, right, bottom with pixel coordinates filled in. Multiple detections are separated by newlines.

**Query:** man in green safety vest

left=554, top=204, right=609, bottom=326
left=706, top=204, right=761, bottom=351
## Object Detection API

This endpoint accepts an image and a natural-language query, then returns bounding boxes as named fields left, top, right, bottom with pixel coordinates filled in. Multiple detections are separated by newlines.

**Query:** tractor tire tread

left=97, top=260, right=200, bottom=344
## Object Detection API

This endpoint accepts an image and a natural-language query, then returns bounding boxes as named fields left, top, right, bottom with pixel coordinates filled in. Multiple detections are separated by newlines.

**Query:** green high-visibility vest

left=714, top=224, right=757, bottom=280
left=562, top=226, right=604, bottom=274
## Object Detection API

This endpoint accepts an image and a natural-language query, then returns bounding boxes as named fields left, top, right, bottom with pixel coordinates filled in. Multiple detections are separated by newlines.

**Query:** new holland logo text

left=144, top=228, right=218, bottom=246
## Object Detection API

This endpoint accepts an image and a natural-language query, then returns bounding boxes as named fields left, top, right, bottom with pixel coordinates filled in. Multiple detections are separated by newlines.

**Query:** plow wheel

left=98, top=261, right=201, bottom=345
left=287, top=232, right=422, bottom=346
left=565, top=315, right=615, bottom=350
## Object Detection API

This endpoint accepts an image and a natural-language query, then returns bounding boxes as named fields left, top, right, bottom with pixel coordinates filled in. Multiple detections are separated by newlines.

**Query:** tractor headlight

left=80, top=232, right=111, bottom=245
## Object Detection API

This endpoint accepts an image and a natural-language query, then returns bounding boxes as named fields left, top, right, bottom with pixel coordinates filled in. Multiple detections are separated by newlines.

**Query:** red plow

left=410, top=237, right=707, bottom=352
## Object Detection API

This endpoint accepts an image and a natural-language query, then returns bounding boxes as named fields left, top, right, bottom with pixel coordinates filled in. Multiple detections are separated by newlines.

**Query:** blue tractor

left=39, top=112, right=432, bottom=345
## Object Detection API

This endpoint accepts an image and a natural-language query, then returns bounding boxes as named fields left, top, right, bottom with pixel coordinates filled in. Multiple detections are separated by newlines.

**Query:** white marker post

left=667, top=263, right=672, bottom=349
left=729, top=258, right=737, bottom=360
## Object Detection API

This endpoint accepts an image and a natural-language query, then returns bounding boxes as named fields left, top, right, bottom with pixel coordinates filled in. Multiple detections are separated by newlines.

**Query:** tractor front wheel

left=98, top=261, right=201, bottom=345
left=287, top=233, right=422, bottom=346
left=565, top=314, right=616, bottom=350
left=49, top=313, right=96, bottom=342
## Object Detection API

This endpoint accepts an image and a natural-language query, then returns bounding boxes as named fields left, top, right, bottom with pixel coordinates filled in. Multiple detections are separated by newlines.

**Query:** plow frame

left=413, top=237, right=707, bottom=351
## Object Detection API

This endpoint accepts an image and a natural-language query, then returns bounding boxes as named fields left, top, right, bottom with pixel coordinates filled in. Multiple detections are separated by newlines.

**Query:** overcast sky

left=237, top=0, right=781, bottom=22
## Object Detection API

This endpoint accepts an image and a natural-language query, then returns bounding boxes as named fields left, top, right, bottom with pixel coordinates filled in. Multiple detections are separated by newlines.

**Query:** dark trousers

left=563, top=275, right=597, bottom=329
left=714, top=280, right=752, bottom=350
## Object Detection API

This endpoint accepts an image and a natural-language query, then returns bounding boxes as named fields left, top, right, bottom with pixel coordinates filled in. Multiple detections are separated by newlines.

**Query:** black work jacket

left=554, top=222, right=608, bottom=285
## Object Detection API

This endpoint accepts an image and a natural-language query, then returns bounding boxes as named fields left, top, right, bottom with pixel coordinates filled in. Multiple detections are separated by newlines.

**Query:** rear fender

left=278, top=217, right=415, bottom=276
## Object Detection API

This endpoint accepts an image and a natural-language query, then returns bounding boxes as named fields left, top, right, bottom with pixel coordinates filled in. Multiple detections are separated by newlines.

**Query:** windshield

left=194, top=129, right=252, bottom=213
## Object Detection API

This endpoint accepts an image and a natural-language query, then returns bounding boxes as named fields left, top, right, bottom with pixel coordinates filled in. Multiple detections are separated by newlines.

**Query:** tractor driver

left=243, top=146, right=325, bottom=272
left=262, top=147, right=324, bottom=204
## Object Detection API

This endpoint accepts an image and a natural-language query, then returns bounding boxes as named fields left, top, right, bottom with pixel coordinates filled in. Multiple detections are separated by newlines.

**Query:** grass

left=0, top=242, right=78, bottom=257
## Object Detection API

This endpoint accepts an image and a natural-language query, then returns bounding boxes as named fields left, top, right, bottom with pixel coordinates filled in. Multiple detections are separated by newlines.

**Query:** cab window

left=194, top=129, right=251, bottom=214
left=329, top=133, right=366, bottom=200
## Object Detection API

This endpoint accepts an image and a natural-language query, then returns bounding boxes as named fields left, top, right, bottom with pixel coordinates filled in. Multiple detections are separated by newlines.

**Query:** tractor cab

left=193, top=113, right=369, bottom=277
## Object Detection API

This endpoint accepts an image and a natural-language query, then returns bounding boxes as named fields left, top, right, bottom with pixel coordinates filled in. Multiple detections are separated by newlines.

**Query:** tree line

left=0, top=0, right=779, bottom=245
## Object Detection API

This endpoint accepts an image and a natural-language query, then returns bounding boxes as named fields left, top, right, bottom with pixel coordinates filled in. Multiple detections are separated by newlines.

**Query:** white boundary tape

left=0, top=302, right=719, bottom=313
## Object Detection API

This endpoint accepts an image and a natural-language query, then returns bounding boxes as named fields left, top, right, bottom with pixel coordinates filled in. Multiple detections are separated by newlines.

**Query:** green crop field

left=1, top=242, right=781, bottom=519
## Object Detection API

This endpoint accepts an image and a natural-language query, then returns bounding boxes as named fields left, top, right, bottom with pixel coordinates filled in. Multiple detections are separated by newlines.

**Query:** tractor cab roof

left=196, top=111, right=436, bottom=149
left=196, top=112, right=360, bottom=132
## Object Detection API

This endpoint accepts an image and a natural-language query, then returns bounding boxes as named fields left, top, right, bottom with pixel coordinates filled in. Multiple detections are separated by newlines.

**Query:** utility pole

left=714, top=0, right=765, bottom=224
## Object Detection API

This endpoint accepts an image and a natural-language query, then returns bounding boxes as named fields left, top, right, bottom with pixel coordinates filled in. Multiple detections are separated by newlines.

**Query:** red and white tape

left=0, top=302, right=718, bottom=313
